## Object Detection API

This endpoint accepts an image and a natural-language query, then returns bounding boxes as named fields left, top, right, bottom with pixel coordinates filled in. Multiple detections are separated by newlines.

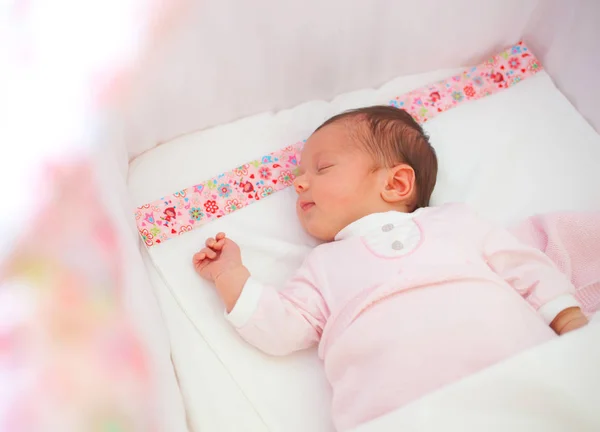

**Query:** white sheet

left=354, top=321, right=600, bottom=432
left=128, top=69, right=600, bottom=431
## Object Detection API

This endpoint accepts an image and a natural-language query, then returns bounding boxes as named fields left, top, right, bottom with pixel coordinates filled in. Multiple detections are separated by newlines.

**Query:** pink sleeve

left=482, top=226, right=580, bottom=324
left=225, top=254, right=329, bottom=356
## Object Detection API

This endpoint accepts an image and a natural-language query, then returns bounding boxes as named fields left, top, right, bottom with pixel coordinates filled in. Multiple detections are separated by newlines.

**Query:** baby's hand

left=193, top=233, right=250, bottom=311
left=550, top=307, right=588, bottom=335
left=193, top=232, right=242, bottom=282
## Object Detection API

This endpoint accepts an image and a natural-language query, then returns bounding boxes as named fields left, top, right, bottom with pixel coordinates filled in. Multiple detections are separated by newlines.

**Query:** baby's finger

left=204, top=247, right=217, bottom=259
left=216, top=232, right=226, bottom=241
left=192, top=252, right=206, bottom=269
left=211, top=238, right=225, bottom=251
left=205, top=237, right=216, bottom=248
left=193, top=251, right=206, bottom=262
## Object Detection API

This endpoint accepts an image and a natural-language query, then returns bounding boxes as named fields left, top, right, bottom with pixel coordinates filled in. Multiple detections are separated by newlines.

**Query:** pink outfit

left=510, top=212, right=600, bottom=317
left=227, top=204, right=580, bottom=431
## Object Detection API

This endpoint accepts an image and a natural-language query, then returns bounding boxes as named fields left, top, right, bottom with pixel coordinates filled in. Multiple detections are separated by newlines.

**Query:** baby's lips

left=299, top=201, right=315, bottom=212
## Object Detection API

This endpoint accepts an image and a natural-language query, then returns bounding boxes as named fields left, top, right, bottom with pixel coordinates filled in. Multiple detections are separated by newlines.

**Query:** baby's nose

left=293, top=175, right=308, bottom=194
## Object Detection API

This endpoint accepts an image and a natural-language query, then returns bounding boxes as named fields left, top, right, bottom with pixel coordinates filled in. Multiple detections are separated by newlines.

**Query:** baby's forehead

left=305, top=119, right=366, bottom=152
left=300, top=130, right=344, bottom=162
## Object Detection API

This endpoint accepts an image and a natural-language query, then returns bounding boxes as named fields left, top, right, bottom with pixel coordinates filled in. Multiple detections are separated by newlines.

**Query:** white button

left=382, top=223, right=394, bottom=232
left=392, top=240, right=404, bottom=250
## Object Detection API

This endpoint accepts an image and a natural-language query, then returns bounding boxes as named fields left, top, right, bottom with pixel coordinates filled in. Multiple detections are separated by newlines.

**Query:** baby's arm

left=193, top=232, right=251, bottom=312
left=482, top=226, right=588, bottom=335
left=193, top=233, right=328, bottom=355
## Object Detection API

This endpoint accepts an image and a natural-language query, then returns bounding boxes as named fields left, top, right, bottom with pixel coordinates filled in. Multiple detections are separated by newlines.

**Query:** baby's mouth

left=299, top=201, right=315, bottom=212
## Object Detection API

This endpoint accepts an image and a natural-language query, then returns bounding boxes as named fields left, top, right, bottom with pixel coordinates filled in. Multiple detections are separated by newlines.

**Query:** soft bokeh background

left=0, top=1, right=188, bottom=430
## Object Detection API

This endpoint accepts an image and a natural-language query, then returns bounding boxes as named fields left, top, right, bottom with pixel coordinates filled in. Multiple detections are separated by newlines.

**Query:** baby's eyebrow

left=311, top=151, right=327, bottom=162
left=313, top=151, right=339, bottom=165
left=296, top=152, right=317, bottom=171
left=296, top=150, right=333, bottom=173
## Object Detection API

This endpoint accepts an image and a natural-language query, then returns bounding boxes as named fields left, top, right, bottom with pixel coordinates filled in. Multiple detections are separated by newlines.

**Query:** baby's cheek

left=335, top=190, right=360, bottom=207
left=324, top=180, right=352, bottom=201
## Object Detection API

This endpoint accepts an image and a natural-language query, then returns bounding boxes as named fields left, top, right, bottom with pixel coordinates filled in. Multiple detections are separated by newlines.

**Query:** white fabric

left=128, top=70, right=600, bottom=432
left=353, top=321, right=600, bottom=432
left=538, top=294, right=582, bottom=325
left=227, top=277, right=264, bottom=328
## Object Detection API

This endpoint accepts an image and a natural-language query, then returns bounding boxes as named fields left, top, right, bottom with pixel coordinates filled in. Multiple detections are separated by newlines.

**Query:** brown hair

left=315, top=105, right=437, bottom=210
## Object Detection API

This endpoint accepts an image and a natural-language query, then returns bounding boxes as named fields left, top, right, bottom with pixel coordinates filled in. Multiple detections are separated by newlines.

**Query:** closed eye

left=317, top=165, right=334, bottom=173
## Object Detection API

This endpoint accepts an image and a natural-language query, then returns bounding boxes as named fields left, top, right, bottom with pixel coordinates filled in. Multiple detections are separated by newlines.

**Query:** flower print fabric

left=218, top=183, right=232, bottom=198
left=259, top=166, right=272, bottom=179
left=135, top=142, right=304, bottom=246
left=388, top=41, right=539, bottom=123
left=189, top=207, right=204, bottom=221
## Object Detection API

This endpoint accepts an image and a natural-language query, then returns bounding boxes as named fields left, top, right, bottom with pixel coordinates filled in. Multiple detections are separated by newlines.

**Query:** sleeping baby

left=193, top=105, right=588, bottom=431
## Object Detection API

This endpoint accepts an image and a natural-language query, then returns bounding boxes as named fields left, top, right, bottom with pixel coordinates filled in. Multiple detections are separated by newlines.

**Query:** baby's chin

left=301, top=219, right=336, bottom=242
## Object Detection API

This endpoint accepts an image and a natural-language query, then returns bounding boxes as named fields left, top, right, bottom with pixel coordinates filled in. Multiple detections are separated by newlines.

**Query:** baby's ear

left=380, top=164, right=416, bottom=205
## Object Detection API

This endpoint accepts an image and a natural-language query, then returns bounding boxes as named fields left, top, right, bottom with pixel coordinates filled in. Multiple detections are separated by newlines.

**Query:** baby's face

left=294, top=123, right=384, bottom=241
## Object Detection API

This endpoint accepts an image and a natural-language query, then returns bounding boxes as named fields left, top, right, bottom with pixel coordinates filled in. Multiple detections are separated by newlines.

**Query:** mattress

left=128, top=68, right=600, bottom=432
